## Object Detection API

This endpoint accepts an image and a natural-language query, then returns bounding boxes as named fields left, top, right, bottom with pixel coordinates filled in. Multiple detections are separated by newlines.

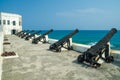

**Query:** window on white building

left=19, top=21, right=21, bottom=26
left=7, top=20, right=10, bottom=25
left=0, top=20, right=1, bottom=25
left=3, top=20, right=6, bottom=25
left=13, top=21, right=16, bottom=26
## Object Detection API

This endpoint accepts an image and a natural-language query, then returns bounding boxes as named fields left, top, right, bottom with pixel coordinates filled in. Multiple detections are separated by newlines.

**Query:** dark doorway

left=11, top=29, right=16, bottom=34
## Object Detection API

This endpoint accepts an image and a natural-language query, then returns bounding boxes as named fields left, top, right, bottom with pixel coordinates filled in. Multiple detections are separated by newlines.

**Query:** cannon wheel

left=77, top=55, right=84, bottom=63
left=91, top=57, right=101, bottom=68
left=105, top=56, right=114, bottom=63
left=56, top=48, right=61, bottom=52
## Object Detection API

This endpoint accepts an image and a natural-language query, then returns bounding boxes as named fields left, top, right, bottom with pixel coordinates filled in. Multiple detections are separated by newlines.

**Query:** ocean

left=39, top=30, right=120, bottom=50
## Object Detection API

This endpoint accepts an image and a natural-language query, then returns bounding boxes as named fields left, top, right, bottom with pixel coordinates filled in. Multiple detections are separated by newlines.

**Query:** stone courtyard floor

left=1, top=35, right=120, bottom=80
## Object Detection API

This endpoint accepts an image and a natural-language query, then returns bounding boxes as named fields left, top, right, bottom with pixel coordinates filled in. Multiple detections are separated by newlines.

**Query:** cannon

left=15, top=30, right=23, bottom=35
left=16, top=30, right=27, bottom=36
left=18, top=30, right=29, bottom=37
left=49, top=29, right=79, bottom=52
left=21, top=30, right=35, bottom=38
left=32, top=29, right=53, bottom=44
left=25, top=30, right=42, bottom=40
left=77, top=28, right=117, bottom=68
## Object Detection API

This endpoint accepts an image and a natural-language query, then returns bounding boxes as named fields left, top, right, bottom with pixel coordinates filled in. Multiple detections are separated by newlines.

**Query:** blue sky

left=0, top=0, right=120, bottom=30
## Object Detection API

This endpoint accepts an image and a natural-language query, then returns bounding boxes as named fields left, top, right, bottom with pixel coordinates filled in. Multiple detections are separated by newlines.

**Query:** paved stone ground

left=2, top=35, right=120, bottom=80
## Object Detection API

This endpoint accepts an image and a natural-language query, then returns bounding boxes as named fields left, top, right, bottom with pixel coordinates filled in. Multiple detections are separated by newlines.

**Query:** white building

left=0, top=12, right=22, bottom=35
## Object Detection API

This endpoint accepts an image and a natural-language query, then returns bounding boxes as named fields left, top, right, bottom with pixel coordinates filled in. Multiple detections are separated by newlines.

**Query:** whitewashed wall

left=0, top=27, right=3, bottom=54
left=0, top=12, right=22, bottom=35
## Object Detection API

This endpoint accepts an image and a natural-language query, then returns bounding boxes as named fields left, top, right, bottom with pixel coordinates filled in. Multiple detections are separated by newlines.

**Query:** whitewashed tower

left=0, top=12, right=22, bottom=35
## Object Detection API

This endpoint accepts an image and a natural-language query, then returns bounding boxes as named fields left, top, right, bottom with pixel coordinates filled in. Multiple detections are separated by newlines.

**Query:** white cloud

left=56, top=12, right=74, bottom=17
left=56, top=8, right=104, bottom=17
left=76, top=8, right=104, bottom=14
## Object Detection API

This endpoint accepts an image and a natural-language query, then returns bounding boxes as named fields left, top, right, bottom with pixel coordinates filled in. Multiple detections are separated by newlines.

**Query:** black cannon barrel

left=21, top=30, right=35, bottom=38
left=32, top=29, right=53, bottom=44
left=49, top=29, right=79, bottom=51
left=18, top=30, right=29, bottom=37
left=96, top=28, right=117, bottom=46
left=43, top=29, right=53, bottom=35
left=87, top=28, right=117, bottom=55
left=37, top=29, right=53, bottom=39
left=19, top=30, right=30, bottom=37
left=54, top=29, right=79, bottom=46
left=16, top=30, right=23, bottom=36
left=25, top=30, right=42, bottom=40
left=16, top=30, right=23, bottom=35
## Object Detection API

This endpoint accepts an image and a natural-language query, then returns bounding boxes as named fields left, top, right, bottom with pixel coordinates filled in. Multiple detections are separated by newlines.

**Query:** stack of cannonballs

left=1, top=51, right=16, bottom=57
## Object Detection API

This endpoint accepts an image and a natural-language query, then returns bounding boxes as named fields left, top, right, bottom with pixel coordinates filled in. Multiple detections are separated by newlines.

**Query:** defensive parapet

left=32, top=29, right=53, bottom=44
left=25, top=30, right=42, bottom=40
left=49, top=29, right=79, bottom=52
left=77, top=28, right=117, bottom=68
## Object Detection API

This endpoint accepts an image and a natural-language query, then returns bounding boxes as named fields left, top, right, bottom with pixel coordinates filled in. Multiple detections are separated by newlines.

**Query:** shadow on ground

left=72, top=59, right=92, bottom=68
